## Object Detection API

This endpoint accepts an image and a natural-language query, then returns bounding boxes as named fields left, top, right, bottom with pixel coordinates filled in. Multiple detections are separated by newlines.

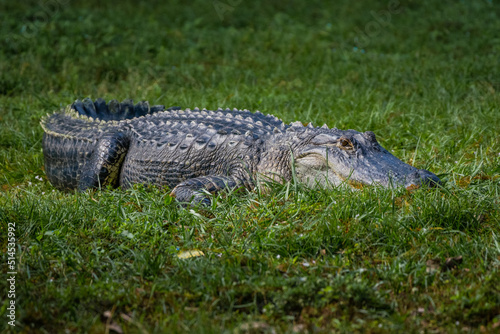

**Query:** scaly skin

left=41, top=98, right=441, bottom=204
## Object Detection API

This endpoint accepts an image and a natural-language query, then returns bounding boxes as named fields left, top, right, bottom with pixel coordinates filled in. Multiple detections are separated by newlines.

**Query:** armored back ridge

left=41, top=98, right=440, bottom=204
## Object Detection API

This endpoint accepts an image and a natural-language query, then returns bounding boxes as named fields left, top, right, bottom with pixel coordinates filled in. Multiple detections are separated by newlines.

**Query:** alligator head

left=291, top=125, right=440, bottom=189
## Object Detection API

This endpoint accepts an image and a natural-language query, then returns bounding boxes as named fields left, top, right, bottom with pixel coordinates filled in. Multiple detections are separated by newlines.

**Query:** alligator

left=41, top=98, right=440, bottom=204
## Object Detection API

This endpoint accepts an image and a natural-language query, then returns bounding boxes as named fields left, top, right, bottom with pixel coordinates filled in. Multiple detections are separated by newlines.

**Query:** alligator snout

left=406, top=169, right=441, bottom=188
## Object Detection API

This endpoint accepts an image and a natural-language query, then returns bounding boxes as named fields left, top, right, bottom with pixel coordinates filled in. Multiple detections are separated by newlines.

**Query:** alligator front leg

left=170, top=175, right=245, bottom=205
left=78, top=132, right=130, bottom=191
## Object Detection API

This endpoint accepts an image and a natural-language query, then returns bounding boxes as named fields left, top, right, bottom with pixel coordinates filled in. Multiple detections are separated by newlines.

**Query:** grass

left=0, top=0, right=499, bottom=332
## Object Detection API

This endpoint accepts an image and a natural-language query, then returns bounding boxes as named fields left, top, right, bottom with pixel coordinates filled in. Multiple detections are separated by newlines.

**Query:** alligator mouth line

left=323, top=160, right=365, bottom=189
left=346, top=179, right=365, bottom=189
left=330, top=171, right=365, bottom=189
left=324, top=161, right=421, bottom=190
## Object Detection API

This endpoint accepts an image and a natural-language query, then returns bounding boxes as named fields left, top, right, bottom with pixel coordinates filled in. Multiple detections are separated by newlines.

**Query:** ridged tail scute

left=72, top=97, right=179, bottom=121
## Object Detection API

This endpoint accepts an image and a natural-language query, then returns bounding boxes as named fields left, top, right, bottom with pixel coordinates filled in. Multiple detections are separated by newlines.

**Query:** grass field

left=1, top=0, right=499, bottom=332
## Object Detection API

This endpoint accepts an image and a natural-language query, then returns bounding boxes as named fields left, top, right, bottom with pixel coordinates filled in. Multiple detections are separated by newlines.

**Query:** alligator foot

left=78, top=131, right=130, bottom=191
left=170, top=175, right=242, bottom=206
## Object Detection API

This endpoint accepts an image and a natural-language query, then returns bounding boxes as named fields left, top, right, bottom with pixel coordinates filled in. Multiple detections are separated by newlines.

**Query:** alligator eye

left=337, top=137, right=354, bottom=150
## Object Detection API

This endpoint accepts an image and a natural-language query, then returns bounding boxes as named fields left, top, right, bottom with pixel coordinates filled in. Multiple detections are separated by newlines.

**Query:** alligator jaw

left=330, top=157, right=442, bottom=189
left=295, top=158, right=441, bottom=190
left=293, top=133, right=441, bottom=190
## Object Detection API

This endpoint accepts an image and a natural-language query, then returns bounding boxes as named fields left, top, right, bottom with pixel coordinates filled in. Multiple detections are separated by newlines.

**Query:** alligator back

left=41, top=98, right=286, bottom=192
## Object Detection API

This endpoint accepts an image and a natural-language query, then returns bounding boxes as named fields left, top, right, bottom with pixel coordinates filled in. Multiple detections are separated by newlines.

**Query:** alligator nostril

left=418, top=169, right=441, bottom=187
left=363, top=131, right=377, bottom=143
